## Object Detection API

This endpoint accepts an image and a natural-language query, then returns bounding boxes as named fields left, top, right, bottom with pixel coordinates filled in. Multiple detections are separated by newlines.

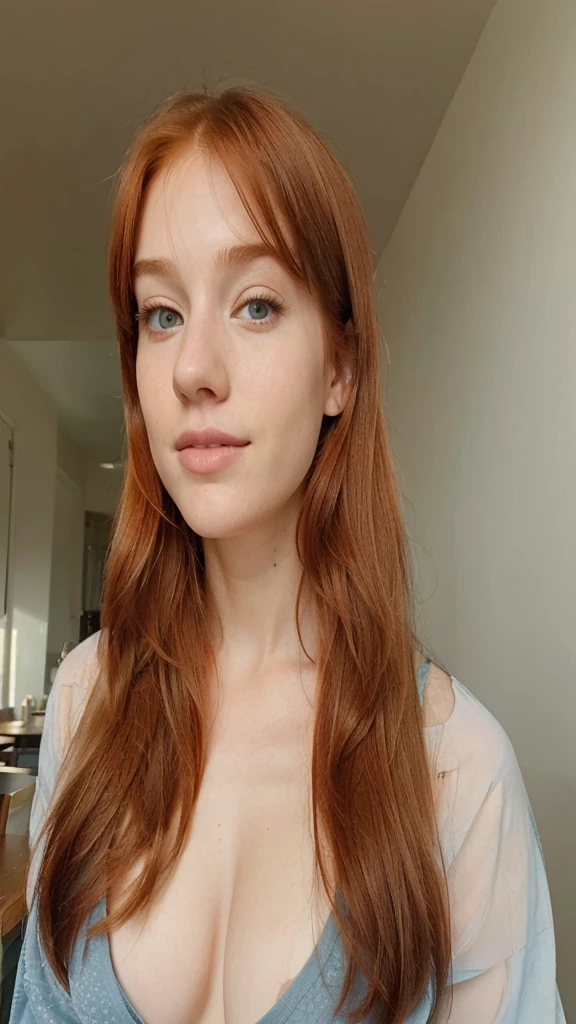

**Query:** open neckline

left=90, top=660, right=435, bottom=1023
left=91, top=898, right=341, bottom=1024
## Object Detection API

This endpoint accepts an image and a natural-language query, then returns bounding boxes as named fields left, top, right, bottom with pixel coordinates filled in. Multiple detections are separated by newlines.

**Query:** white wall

left=0, top=340, right=57, bottom=707
left=380, top=0, right=575, bottom=1012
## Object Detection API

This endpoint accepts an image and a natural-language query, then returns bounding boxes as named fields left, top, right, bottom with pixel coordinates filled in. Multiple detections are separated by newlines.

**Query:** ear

left=323, top=324, right=354, bottom=417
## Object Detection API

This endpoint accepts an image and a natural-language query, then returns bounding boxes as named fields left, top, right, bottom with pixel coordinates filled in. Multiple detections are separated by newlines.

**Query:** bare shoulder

left=413, top=651, right=455, bottom=727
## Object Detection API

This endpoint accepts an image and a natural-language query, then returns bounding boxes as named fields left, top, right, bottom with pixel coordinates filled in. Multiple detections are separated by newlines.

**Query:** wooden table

left=0, top=717, right=44, bottom=767
left=0, top=834, right=29, bottom=937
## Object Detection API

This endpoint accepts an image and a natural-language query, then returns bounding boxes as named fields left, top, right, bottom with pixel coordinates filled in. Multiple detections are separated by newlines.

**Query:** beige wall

left=0, top=339, right=57, bottom=707
left=0, top=342, right=106, bottom=705
left=0, top=336, right=122, bottom=706
left=85, top=463, right=123, bottom=518
left=379, top=0, right=575, bottom=1012
left=57, top=423, right=86, bottom=494
left=51, top=427, right=87, bottom=667
left=46, top=470, right=85, bottom=666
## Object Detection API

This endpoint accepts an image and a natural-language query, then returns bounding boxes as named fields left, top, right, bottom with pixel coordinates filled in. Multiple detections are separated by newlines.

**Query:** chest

left=108, top=683, right=333, bottom=1024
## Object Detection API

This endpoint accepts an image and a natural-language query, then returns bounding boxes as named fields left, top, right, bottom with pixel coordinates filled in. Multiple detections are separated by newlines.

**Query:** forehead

left=135, top=150, right=264, bottom=259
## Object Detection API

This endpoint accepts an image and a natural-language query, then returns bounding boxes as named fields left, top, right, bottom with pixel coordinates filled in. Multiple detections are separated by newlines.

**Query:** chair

left=0, top=771, right=36, bottom=836
left=0, top=919, right=22, bottom=1024
left=0, top=711, right=15, bottom=764
left=0, top=710, right=40, bottom=774
left=0, top=782, right=33, bottom=1023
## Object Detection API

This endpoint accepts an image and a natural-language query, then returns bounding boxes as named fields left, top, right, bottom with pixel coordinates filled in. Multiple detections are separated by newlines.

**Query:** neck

left=202, top=492, right=317, bottom=682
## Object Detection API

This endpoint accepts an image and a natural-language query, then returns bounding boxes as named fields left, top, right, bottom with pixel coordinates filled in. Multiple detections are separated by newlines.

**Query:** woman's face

left=133, top=149, right=349, bottom=539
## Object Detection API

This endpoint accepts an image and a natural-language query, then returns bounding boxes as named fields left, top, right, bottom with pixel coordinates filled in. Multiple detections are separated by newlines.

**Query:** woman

left=11, top=88, right=564, bottom=1023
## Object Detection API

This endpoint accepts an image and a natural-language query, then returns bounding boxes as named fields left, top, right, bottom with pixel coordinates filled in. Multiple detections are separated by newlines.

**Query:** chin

left=163, top=475, right=304, bottom=541
left=183, top=517, right=257, bottom=541
left=172, top=495, right=256, bottom=540
left=177, top=494, right=294, bottom=542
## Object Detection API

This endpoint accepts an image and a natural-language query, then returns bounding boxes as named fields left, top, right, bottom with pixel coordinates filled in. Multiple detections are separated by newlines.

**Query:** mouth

left=176, top=442, right=250, bottom=475
left=175, top=428, right=249, bottom=450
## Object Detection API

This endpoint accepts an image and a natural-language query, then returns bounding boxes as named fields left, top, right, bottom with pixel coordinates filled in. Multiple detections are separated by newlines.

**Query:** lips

left=175, top=428, right=250, bottom=450
left=176, top=439, right=249, bottom=475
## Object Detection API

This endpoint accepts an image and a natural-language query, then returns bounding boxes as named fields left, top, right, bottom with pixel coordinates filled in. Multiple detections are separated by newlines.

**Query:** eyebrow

left=132, top=242, right=282, bottom=283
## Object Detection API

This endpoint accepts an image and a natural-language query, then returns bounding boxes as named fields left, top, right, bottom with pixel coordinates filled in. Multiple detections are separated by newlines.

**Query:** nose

left=172, top=312, right=230, bottom=405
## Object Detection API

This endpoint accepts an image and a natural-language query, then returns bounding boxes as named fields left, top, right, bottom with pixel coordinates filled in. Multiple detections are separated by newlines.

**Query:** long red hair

left=33, top=88, right=450, bottom=1022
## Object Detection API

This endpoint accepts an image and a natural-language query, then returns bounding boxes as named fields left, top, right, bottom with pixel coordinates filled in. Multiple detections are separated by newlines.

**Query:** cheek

left=259, top=354, right=326, bottom=464
left=135, top=348, right=152, bottom=421
left=135, top=351, right=169, bottom=445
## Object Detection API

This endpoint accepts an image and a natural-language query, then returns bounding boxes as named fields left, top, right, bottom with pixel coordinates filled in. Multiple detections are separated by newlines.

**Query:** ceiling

left=1, top=0, right=495, bottom=462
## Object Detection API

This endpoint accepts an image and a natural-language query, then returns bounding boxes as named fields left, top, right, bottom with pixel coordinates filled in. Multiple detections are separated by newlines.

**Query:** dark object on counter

left=79, top=610, right=100, bottom=641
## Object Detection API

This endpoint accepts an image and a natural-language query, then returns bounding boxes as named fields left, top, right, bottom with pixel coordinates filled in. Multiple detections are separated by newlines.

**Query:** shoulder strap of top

left=416, top=657, right=431, bottom=705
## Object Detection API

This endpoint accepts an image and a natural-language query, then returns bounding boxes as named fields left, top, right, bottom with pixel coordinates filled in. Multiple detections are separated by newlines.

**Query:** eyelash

left=135, top=292, right=285, bottom=337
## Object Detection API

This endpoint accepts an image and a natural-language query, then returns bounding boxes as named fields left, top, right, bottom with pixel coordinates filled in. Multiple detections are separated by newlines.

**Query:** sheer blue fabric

left=9, top=639, right=566, bottom=1022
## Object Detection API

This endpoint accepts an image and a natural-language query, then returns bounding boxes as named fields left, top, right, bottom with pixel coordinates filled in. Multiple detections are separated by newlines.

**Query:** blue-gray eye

left=155, top=307, right=181, bottom=329
left=136, top=304, right=184, bottom=335
left=248, top=300, right=269, bottom=320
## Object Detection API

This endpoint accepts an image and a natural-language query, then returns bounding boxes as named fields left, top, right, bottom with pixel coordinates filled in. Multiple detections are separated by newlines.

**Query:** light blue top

left=9, top=650, right=567, bottom=1023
